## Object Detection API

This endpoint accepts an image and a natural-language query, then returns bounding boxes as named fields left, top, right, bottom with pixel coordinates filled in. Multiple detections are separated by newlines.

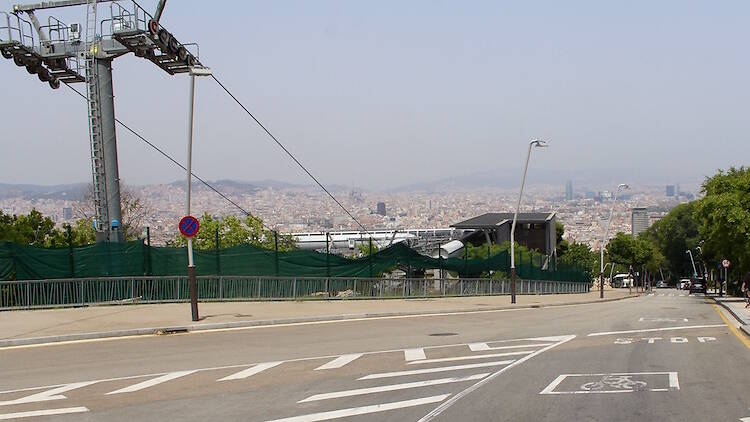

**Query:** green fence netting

left=0, top=240, right=589, bottom=282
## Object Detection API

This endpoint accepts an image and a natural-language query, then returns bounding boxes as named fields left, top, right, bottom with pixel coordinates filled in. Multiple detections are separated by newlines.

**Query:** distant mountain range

left=0, top=183, right=88, bottom=200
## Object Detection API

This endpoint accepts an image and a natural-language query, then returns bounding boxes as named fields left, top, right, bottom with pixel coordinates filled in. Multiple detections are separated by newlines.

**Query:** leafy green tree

left=0, top=209, right=61, bottom=247
left=642, top=202, right=699, bottom=279
left=560, top=242, right=598, bottom=275
left=694, top=166, right=750, bottom=293
left=169, top=213, right=296, bottom=251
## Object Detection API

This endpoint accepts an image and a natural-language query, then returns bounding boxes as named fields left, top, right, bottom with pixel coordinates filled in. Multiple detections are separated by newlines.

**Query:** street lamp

left=185, top=65, right=212, bottom=322
left=510, top=139, right=548, bottom=304
left=685, top=249, right=698, bottom=278
left=599, top=183, right=628, bottom=299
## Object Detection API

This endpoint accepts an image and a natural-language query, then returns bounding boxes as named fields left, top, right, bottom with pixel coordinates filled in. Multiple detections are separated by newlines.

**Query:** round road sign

left=179, top=215, right=200, bottom=238
left=722, top=259, right=730, bottom=268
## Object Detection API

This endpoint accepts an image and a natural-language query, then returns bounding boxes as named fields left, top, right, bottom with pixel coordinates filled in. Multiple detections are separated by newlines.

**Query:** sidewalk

left=714, top=296, right=750, bottom=337
left=0, top=289, right=636, bottom=347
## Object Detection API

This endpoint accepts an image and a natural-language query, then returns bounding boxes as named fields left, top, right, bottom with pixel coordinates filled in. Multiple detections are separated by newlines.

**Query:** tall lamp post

left=185, top=65, right=212, bottom=322
left=600, top=183, right=629, bottom=299
left=510, top=139, right=548, bottom=304
left=686, top=249, right=698, bottom=278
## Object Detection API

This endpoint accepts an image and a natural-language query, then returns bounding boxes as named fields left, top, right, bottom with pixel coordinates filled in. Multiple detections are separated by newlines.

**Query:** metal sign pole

left=186, top=73, right=198, bottom=322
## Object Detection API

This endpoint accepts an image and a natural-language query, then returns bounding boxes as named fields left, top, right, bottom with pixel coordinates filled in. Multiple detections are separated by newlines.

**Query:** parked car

left=656, top=280, right=668, bottom=288
left=689, top=278, right=707, bottom=294
left=679, top=279, right=691, bottom=290
left=612, top=273, right=634, bottom=288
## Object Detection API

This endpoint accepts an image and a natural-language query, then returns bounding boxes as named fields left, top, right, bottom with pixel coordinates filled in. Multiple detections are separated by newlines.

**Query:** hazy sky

left=1, top=0, right=748, bottom=190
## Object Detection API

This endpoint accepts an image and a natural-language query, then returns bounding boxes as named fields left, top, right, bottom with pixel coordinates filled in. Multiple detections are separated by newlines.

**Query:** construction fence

left=0, top=240, right=589, bottom=282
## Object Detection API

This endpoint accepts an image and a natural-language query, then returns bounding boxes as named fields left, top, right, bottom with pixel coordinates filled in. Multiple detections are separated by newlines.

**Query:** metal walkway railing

left=0, top=276, right=590, bottom=310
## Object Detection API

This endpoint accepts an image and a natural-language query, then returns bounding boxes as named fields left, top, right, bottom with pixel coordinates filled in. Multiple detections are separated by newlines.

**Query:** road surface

left=1, top=291, right=749, bottom=421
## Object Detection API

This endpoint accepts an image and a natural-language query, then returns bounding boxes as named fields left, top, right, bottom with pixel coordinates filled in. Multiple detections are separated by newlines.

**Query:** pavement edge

left=710, top=297, right=750, bottom=338
left=0, top=294, right=639, bottom=348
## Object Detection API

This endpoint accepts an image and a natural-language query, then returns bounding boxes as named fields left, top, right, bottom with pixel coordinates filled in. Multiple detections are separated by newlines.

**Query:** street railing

left=0, top=276, right=590, bottom=310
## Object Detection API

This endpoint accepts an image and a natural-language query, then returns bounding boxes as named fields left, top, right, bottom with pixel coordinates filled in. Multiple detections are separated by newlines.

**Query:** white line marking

left=588, top=325, right=724, bottom=336
left=408, top=351, right=534, bottom=365
left=468, top=342, right=551, bottom=351
left=105, top=370, right=197, bottom=394
left=299, top=373, right=487, bottom=403
left=739, top=418, right=750, bottom=422
left=404, top=348, right=427, bottom=361
left=314, top=354, right=362, bottom=370
left=416, top=335, right=576, bottom=422
left=0, top=407, right=89, bottom=420
left=359, top=360, right=515, bottom=380
left=0, top=382, right=98, bottom=406
left=218, top=362, right=283, bottom=381
left=539, top=372, right=679, bottom=395
left=265, top=394, right=450, bottom=422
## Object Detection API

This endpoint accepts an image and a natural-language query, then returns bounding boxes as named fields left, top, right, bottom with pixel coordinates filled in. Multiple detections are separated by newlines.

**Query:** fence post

left=130, top=277, right=134, bottom=300
left=64, top=224, right=75, bottom=278
left=216, top=227, right=221, bottom=276
left=464, top=243, right=468, bottom=277
left=325, top=232, right=330, bottom=298
left=353, top=278, right=358, bottom=298
left=274, top=231, right=280, bottom=277
left=369, top=238, right=373, bottom=279
left=293, top=278, right=297, bottom=300
left=257, top=276, right=262, bottom=298
left=80, top=279, right=85, bottom=306
left=146, top=226, right=152, bottom=276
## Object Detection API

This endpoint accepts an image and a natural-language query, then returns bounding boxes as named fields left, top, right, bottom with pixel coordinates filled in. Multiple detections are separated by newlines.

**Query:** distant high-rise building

left=631, top=207, right=649, bottom=236
left=565, top=180, right=573, bottom=201
left=62, top=207, right=73, bottom=220
left=666, top=185, right=675, bottom=197
left=376, top=202, right=386, bottom=216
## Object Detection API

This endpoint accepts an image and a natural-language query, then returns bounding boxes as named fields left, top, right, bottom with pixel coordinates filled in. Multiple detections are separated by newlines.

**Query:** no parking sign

left=179, top=215, right=199, bottom=238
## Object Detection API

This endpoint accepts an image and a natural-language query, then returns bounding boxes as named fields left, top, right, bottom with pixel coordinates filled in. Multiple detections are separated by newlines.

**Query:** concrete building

left=376, top=202, right=386, bottom=216
left=631, top=207, right=649, bottom=235
left=666, top=185, right=675, bottom=197
left=565, top=180, right=573, bottom=201
left=62, top=207, right=73, bottom=220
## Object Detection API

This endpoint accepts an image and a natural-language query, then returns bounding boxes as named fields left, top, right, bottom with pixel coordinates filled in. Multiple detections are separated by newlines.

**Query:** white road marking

left=417, top=334, right=576, bottom=422
left=697, top=336, right=716, bottom=343
left=0, top=407, right=89, bottom=420
left=408, top=351, right=534, bottom=365
left=298, top=374, right=488, bottom=403
left=265, top=394, right=450, bottom=422
left=739, top=418, right=750, bottom=422
left=218, top=362, right=283, bottom=381
left=539, top=372, right=679, bottom=395
left=105, top=370, right=197, bottom=394
left=0, top=382, right=98, bottom=407
left=404, top=348, right=427, bottom=361
left=638, top=317, right=688, bottom=322
left=314, top=354, right=362, bottom=370
left=468, top=342, right=551, bottom=351
left=588, top=324, right=724, bottom=336
left=359, top=360, right=515, bottom=380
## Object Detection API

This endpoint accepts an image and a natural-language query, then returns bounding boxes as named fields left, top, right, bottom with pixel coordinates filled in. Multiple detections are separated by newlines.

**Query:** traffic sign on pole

left=179, top=215, right=200, bottom=238
left=722, top=259, right=731, bottom=269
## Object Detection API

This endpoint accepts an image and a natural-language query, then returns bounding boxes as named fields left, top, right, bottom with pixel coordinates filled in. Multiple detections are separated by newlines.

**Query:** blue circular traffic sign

left=179, top=215, right=199, bottom=238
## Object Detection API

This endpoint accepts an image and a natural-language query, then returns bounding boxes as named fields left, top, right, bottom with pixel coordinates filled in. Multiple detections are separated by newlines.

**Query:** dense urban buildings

left=631, top=207, right=650, bottom=236
left=0, top=181, right=692, bottom=249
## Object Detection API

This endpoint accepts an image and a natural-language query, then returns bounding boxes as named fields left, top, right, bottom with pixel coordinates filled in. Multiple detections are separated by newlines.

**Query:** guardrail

left=0, top=276, right=590, bottom=310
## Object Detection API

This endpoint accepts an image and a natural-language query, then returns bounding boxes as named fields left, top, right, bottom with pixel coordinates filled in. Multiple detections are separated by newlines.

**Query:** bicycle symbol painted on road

left=580, top=375, right=648, bottom=391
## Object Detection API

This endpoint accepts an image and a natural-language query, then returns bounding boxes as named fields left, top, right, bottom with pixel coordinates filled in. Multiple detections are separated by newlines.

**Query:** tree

left=76, top=183, right=152, bottom=241
left=642, top=202, right=699, bottom=280
left=694, top=166, right=750, bottom=293
left=0, top=209, right=61, bottom=247
left=169, top=213, right=296, bottom=251
left=560, top=242, right=598, bottom=275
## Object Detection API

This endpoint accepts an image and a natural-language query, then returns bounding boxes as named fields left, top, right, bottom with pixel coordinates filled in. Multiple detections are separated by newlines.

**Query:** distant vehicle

left=612, top=273, right=634, bottom=288
left=679, top=279, right=691, bottom=290
left=656, top=280, right=668, bottom=288
left=690, top=278, right=707, bottom=294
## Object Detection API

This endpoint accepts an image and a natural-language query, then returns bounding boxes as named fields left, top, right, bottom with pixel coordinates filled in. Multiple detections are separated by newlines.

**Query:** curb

left=0, top=294, right=638, bottom=348
left=711, top=298, right=750, bottom=338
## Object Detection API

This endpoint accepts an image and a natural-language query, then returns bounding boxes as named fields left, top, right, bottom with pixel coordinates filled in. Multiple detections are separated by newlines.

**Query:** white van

left=611, top=273, right=634, bottom=288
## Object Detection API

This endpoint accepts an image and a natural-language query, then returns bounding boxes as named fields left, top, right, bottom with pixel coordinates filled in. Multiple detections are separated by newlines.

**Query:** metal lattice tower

left=84, top=0, right=110, bottom=240
left=1, top=0, right=202, bottom=242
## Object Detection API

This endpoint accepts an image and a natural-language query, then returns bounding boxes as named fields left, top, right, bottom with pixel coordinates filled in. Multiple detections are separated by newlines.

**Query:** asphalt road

left=1, top=291, right=749, bottom=421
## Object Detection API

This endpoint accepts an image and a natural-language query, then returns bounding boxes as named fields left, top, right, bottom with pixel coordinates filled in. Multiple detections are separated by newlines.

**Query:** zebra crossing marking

left=314, top=354, right=363, bottom=370
left=266, top=394, right=451, bottom=422
left=106, top=371, right=197, bottom=395
left=218, top=362, right=283, bottom=381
